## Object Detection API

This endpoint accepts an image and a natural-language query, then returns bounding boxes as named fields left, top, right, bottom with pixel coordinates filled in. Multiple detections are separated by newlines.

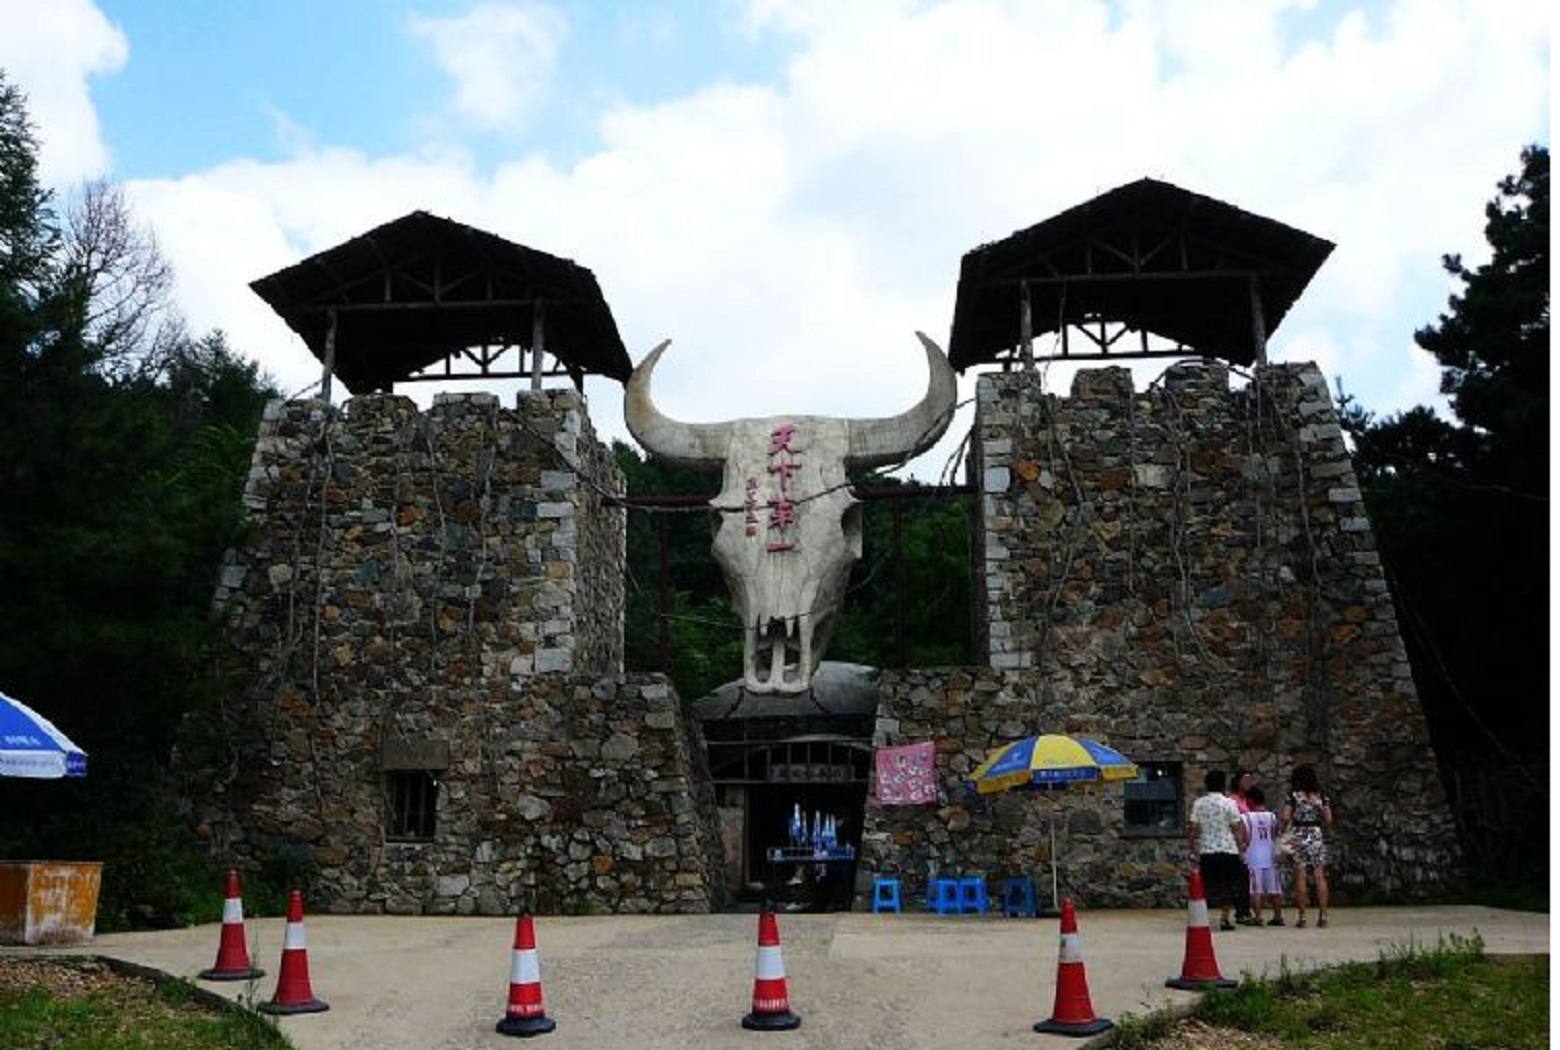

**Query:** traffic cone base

left=742, top=1009, right=802, bottom=1031
left=496, top=1014, right=558, bottom=1038
left=258, top=996, right=330, bottom=1015
left=1166, top=975, right=1238, bottom=991
left=1034, top=1017, right=1113, bottom=1036
left=199, top=871, right=264, bottom=982
left=199, top=964, right=264, bottom=982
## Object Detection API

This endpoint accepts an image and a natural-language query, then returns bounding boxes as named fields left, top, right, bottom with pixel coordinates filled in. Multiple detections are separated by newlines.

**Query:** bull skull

left=625, top=333, right=956, bottom=694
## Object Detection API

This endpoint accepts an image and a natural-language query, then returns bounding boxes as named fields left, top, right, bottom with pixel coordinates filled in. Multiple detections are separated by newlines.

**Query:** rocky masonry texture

left=859, top=362, right=1459, bottom=907
left=184, top=391, right=722, bottom=913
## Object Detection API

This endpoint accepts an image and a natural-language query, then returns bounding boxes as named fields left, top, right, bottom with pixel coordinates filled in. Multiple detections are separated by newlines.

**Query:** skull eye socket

left=842, top=502, right=864, bottom=559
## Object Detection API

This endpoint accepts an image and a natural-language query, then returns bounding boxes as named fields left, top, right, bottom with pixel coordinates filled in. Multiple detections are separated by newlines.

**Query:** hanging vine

left=1242, top=370, right=1274, bottom=706
left=1125, top=383, right=1139, bottom=597
left=1155, top=380, right=1210, bottom=666
left=1286, top=402, right=1331, bottom=755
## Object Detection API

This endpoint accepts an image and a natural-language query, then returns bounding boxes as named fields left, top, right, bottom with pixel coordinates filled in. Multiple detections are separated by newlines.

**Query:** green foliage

left=0, top=964, right=293, bottom=1050
left=1338, top=145, right=1548, bottom=903
left=614, top=442, right=972, bottom=700
left=1184, top=934, right=1548, bottom=1049
left=1107, top=1009, right=1180, bottom=1050
left=0, top=75, right=279, bottom=929
left=1121, top=935, right=1545, bottom=1050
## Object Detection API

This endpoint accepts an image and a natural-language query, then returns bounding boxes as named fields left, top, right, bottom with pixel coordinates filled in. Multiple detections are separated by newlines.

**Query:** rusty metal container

left=0, top=860, right=103, bottom=944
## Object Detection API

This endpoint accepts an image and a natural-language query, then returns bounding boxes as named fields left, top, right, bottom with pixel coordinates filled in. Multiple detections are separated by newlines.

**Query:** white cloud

left=0, top=0, right=126, bottom=185
left=38, top=0, right=1542, bottom=469
left=407, top=2, right=568, bottom=129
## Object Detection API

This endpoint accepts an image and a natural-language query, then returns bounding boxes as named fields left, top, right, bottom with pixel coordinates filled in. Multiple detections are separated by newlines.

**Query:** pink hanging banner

left=874, top=742, right=937, bottom=805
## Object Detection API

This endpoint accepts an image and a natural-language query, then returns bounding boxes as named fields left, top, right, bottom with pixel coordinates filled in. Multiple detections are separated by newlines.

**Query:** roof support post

left=892, top=499, right=906, bottom=668
left=530, top=299, right=546, bottom=390
left=1249, top=276, right=1268, bottom=365
left=320, top=307, right=338, bottom=403
left=1019, top=281, right=1035, bottom=371
left=658, top=513, right=672, bottom=673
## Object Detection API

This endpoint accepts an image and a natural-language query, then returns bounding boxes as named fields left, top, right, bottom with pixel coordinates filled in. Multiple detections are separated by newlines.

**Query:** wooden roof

left=947, top=179, right=1334, bottom=370
left=251, top=211, right=631, bottom=393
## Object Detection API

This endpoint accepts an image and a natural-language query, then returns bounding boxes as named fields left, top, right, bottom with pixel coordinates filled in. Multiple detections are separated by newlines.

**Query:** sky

left=0, top=0, right=1549, bottom=477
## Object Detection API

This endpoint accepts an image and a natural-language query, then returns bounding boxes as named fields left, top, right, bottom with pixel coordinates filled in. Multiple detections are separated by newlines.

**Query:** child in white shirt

left=1243, top=787, right=1284, bottom=926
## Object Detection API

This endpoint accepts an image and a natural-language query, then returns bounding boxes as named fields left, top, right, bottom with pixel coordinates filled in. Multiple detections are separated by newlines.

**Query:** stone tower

left=183, top=390, right=725, bottom=914
left=859, top=361, right=1461, bottom=906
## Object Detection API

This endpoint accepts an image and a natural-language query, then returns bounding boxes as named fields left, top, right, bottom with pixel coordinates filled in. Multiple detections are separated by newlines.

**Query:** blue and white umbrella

left=0, top=691, right=87, bottom=779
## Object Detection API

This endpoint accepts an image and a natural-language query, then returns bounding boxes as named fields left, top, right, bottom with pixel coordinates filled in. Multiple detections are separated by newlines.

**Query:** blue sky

left=0, top=0, right=1549, bottom=466
left=94, top=2, right=792, bottom=179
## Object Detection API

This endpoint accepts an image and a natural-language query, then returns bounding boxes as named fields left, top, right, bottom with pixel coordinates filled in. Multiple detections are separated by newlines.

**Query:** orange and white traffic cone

left=1166, top=870, right=1237, bottom=990
left=496, top=912, right=557, bottom=1038
left=741, top=908, right=801, bottom=1031
left=198, top=869, right=264, bottom=982
left=259, top=890, right=329, bottom=1014
left=1033, top=898, right=1112, bottom=1037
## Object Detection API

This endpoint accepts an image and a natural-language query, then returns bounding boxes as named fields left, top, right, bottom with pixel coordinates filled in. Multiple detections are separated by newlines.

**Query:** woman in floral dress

left=1279, top=764, right=1333, bottom=927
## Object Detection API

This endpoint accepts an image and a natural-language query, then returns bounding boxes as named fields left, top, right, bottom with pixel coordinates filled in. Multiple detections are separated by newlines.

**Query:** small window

left=387, top=770, right=438, bottom=840
left=1123, top=761, right=1183, bottom=836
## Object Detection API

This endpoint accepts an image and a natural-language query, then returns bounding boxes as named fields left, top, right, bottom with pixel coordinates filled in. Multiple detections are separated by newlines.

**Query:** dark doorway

left=707, top=735, right=871, bottom=911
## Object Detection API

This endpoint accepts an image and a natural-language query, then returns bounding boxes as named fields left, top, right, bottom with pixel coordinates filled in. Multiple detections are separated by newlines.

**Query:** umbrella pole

left=1049, top=807, right=1059, bottom=912
left=1032, top=793, right=1059, bottom=919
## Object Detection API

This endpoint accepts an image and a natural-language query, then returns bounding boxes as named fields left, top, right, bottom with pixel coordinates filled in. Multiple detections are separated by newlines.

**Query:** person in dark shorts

left=1228, top=769, right=1258, bottom=923
left=1188, top=769, right=1249, bottom=931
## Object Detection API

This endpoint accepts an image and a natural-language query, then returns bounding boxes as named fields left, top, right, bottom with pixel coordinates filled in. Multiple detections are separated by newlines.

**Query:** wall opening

left=386, top=770, right=439, bottom=841
left=1123, top=760, right=1183, bottom=837
left=708, top=736, right=870, bottom=912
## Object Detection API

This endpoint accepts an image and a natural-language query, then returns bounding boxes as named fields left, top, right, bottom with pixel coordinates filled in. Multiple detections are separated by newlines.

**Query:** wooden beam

left=1019, top=282, right=1035, bottom=372
left=1029, top=349, right=1226, bottom=363
left=397, top=366, right=577, bottom=384
left=892, top=499, right=906, bottom=668
left=1250, top=276, right=1268, bottom=365
left=291, top=297, right=588, bottom=314
left=320, top=308, right=338, bottom=403
left=531, top=299, right=546, bottom=390
left=984, top=268, right=1266, bottom=288
left=658, top=515, right=672, bottom=672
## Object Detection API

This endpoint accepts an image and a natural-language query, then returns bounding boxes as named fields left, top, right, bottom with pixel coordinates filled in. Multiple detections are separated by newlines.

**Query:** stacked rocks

left=184, top=390, right=723, bottom=914
left=856, top=361, right=1459, bottom=908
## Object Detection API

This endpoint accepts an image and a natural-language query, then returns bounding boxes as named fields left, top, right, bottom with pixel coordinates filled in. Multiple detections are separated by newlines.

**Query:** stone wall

left=858, top=362, right=1459, bottom=907
left=184, top=671, right=723, bottom=914
left=183, top=390, right=724, bottom=913
left=213, top=389, right=624, bottom=680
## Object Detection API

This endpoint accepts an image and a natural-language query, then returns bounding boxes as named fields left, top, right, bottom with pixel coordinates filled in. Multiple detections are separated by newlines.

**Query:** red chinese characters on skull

left=766, top=422, right=800, bottom=552
left=768, top=424, right=798, bottom=456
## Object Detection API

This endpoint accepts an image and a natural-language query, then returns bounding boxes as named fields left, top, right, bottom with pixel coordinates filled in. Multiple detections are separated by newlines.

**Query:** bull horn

left=845, top=332, right=958, bottom=469
left=624, top=340, right=733, bottom=470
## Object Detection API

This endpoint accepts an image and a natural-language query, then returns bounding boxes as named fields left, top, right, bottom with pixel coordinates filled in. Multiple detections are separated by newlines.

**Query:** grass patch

left=0, top=959, right=291, bottom=1050
left=1115, top=934, right=1548, bottom=1049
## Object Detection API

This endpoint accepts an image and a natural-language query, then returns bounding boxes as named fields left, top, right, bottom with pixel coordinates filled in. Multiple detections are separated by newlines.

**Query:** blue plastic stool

left=930, top=878, right=961, bottom=915
left=1000, top=876, right=1038, bottom=918
left=871, top=877, right=902, bottom=914
left=958, top=876, right=988, bottom=915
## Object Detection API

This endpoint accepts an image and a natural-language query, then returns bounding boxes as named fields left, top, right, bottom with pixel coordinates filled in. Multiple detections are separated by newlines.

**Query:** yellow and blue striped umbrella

left=969, top=734, right=1138, bottom=795
left=967, top=734, right=1137, bottom=914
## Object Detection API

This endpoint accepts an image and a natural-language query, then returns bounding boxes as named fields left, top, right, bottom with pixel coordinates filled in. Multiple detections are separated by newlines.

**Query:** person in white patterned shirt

left=1188, top=769, right=1249, bottom=931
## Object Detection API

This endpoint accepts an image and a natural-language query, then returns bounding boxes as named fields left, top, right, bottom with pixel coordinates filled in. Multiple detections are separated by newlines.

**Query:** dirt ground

left=0, top=956, right=133, bottom=997
left=8, top=905, right=1547, bottom=1050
